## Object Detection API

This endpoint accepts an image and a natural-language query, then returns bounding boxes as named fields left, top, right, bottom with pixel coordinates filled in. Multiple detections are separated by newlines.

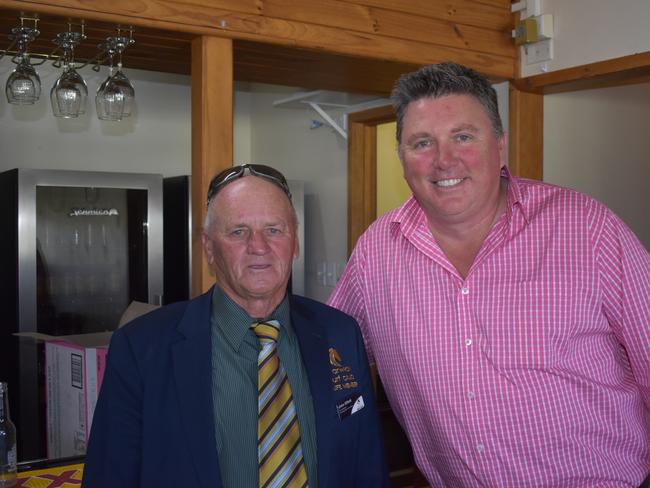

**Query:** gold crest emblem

left=329, top=347, right=357, bottom=391
left=329, top=347, right=343, bottom=367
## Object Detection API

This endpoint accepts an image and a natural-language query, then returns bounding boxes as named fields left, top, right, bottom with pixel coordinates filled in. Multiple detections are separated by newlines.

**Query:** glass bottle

left=0, top=382, right=17, bottom=488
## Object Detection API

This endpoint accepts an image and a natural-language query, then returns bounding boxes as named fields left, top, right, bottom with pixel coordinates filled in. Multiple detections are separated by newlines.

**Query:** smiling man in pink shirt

left=329, top=63, right=650, bottom=487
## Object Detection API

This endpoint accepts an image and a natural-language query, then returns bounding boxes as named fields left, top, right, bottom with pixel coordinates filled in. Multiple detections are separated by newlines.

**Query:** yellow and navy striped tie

left=252, top=321, right=309, bottom=488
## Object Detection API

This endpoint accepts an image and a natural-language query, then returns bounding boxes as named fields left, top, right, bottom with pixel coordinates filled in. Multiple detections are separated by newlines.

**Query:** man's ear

left=498, top=132, right=507, bottom=169
left=293, top=237, right=300, bottom=260
left=201, top=232, right=214, bottom=266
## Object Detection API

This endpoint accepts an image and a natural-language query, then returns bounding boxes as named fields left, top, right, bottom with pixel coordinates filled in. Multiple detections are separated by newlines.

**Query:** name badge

left=336, top=394, right=365, bottom=420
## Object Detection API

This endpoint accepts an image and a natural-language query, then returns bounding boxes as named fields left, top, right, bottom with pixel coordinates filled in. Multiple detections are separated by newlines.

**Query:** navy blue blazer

left=83, top=289, right=389, bottom=487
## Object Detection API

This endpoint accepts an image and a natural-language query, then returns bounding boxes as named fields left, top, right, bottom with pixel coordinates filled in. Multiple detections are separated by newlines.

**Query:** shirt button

left=467, top=391, right=475, bottom=399
left=465, top=338, right=473, bottom=347
left=476, top=444, right=485, bottom=453
left=461, top=287, right=469, bottom=295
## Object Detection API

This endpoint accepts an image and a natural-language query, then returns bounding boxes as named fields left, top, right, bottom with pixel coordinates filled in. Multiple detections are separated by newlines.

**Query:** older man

left=84, top=164, right=388, bottom=487
left=329, top=63, right=650, bottom=486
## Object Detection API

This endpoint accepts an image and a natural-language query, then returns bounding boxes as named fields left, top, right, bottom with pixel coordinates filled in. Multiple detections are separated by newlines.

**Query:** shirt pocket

left=479, top=282, right=574, bottom=371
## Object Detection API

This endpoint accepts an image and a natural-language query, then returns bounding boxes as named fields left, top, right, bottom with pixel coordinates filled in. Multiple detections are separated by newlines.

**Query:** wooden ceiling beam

left=350, top=0, right=512, bottom=31
left=0, top=0, right=515, bottom=80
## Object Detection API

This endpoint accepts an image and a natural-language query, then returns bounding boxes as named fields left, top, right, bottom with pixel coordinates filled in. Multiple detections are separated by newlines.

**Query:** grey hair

left=390, top=62, right=504, bottom=144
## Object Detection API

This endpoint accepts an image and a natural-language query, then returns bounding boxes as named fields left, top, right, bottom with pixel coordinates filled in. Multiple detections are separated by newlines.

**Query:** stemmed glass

left=95, top=42, right=122, bottom=121
left=6, top=54, right=41, bottom=104
left=5, top=25, right=41, bottom=104
left=96, top=34, right=135, bottom=121
left=108, top=63, right=135, bottom=117
left=50, top=30, right=88, bottom=118
left=51, top=64, right=88, bottom=118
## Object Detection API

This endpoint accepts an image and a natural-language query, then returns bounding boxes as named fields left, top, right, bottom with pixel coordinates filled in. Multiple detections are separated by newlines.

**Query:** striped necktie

left=252, top=321, right=309, bottom=488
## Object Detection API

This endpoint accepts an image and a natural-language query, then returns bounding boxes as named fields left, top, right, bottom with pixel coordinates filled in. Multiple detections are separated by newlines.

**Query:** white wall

left=494, top=81, right=509, bottom=152
left=233, top=88, right=252, bottom=164
left=521, top=0, right=650, bottom=77
left=544, top=83, right=650, bottom=249
left=0, top=63, right=191, bottom=175
left=245, top=85, right=349, bottom=302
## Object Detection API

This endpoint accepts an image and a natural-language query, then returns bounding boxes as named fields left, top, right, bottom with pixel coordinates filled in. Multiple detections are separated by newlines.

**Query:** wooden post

left=508, top=85, right=543, bottom=180
left=191, top=36, right=233, bottom=296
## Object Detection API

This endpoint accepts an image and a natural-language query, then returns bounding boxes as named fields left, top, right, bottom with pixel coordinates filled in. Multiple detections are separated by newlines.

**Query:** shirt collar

left=391, top=195, right=425, bottom=239
left=211, top=285, right=293, bottom=352
left=501, top=166, right=530, bottom=225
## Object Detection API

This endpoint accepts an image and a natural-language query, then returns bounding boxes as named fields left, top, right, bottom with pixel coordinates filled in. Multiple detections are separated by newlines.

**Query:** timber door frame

left=347, top=105, right=396, bottom=254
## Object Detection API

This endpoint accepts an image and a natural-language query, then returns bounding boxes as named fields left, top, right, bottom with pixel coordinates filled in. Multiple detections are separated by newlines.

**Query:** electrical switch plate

left=523, top=38, right=553, bottom=64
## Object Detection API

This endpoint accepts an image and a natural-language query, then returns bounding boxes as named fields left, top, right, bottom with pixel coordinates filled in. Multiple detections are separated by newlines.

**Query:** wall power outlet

left=524, top=38, right=554, bottom=64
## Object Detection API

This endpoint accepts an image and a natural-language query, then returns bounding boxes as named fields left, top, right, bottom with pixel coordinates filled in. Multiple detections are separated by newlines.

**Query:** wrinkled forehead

left=209, top=176, right=297, bottom=225
left=213, top=175, right=291, bottom=203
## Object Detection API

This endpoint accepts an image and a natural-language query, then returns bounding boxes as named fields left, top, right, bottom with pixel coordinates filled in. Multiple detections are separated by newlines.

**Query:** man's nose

left=247, top=230, right=270, bottom=253
left=435, top=143, right=457, bottom=169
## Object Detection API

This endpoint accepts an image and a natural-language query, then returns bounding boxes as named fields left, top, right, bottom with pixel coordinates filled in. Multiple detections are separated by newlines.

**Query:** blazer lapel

left=171, top=289, right=222, bottom=488
left=290, top=297, right=335, bottom=488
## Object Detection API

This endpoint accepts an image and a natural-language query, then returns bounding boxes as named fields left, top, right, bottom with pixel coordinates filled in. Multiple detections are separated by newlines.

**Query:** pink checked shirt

left=329, top=172, right=650, bottom=487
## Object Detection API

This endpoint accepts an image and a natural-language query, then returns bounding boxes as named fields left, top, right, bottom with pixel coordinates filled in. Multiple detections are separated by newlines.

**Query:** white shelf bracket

left=272, top=89, right=389, bottom=140
left=305, top=101, right=347, bottom=140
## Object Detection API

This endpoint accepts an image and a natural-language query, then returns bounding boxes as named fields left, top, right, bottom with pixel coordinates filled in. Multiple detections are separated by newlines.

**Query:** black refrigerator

left=0, top=168, right=163, bottom=461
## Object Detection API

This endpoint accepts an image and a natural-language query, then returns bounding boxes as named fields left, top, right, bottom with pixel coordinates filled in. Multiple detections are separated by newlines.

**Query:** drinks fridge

left=0, top=168, right=163, bottom=461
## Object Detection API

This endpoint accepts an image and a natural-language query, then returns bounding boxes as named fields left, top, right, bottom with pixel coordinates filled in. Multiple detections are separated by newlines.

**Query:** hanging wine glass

left=96, top=30, right=135, bottom=121
left=51, top=30, right=88, bottom=118
left=6, top=54, right=41, bottom=104
left=51, top=64, right=88, bottom=118
left=96, top=79, right=125, bottom=121
left=5, top=24, right=41, bottom=105
left=95, top=41, right=122, bottom=121
left=110, top=62, right=135, bottom=117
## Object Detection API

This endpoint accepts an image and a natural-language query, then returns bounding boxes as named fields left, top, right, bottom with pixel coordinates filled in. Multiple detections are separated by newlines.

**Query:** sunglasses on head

left=206, top=164, right=292, bottom=207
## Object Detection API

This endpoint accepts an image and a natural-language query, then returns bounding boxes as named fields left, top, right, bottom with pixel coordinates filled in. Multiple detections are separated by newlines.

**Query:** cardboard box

left=14, top=301, right=159, bottom=458
left=44, top=332, right=112, bottom=458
